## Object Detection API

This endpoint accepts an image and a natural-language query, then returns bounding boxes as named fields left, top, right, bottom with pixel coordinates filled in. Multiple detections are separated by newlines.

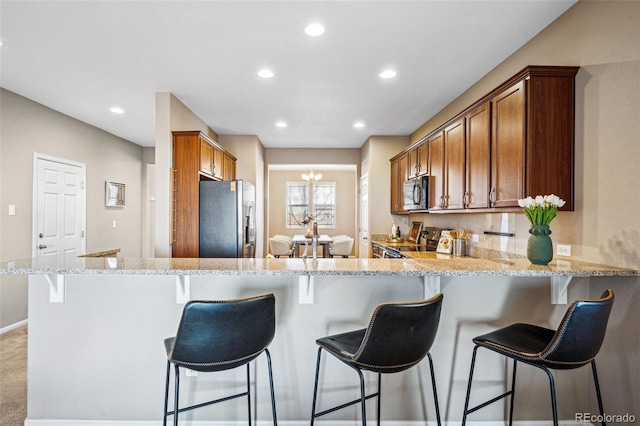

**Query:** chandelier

left=302, top=169, right=322, bottom=182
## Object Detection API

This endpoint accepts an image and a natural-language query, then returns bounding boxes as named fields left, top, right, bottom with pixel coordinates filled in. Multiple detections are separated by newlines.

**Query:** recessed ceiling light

left=379, top=70, right=397, bottom=79
left=353, top=122, right=365, bottom=128
left=110, top=107, right=124, bottom=114
left=275, top=121, right=287, bottom=128
left=258, top=69, right=274, bottom=79
left=305, top=23, right=325, bottom=37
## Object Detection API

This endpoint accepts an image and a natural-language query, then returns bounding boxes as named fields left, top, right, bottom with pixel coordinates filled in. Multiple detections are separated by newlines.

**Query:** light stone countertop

left=0, top=253, right=636, bottom=277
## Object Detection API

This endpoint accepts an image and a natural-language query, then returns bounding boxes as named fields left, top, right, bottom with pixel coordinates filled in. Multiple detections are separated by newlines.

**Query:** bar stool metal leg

left=461, top=345, right=479, bottom=426
left=508, top=360, right=517, bottom=426
left=427, top=353, right=442, bottom=426
left=265, top=349, right=278, bottom=425
left=356, top=368, right=366, bottom=426
left=376, top=373, right=381, bottom=426
left=541, top=366, right=558, bottom=426
left=173, top=364, right=180, bottom=426
left=163, top=361, right=171, bottom=426
left=591, top=361, right=606, bottom=426
left=310, top=347, right=323, bottom=426
left=246, top=363, right=252, bottom=426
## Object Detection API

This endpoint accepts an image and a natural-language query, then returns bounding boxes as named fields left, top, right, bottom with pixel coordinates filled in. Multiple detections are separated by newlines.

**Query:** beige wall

left=154, top=93, right=219, bottom=257
left=267, top=168, right=357, bottom=256
left=406, top=1, right=640, bottom=417
left=265, top=148, right=361, bottom=257
left=219, top=135, right=266, bottom=257
left=409, top=0, right=639, bottom=269
left=0, top=88, right=146, bottom=328
left=361, top=136, right=411, bottom=255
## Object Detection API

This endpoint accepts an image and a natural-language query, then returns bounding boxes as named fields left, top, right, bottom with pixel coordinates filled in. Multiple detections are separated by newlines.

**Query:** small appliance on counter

left=199, top=180, right=256, bottom=258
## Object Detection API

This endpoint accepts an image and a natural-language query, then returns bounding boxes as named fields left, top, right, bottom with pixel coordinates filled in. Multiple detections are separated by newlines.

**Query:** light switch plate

left=8, top=205, right=15, bottom=216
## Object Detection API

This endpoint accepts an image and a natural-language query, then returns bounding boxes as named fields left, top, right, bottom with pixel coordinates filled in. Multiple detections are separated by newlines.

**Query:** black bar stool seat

left=310, top=293, right=444, bottom=426
left=462, top=289, right=614, bottom=426
left=163, top=293, right=278, bottom=426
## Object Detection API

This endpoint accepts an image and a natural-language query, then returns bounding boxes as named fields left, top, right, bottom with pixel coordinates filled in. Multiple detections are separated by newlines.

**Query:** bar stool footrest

left=313, top=392, right=378, bottom=419
left=465, top=390, right=513, bottom=415
left=167, top=391, right=249, bottom=417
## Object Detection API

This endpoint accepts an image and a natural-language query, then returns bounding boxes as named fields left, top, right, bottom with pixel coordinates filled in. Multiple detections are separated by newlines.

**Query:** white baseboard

left=23, top=419, right=591, bottom=426
left=0, top=318, right=27, bottom=335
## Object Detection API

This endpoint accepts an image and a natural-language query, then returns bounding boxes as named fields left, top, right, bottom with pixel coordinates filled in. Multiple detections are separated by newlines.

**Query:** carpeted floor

left=0, top=326, right=27, bottom=426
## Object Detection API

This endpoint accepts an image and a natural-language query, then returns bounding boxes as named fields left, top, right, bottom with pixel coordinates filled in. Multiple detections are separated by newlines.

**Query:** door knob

left=38, top=244, right=47, bottom=249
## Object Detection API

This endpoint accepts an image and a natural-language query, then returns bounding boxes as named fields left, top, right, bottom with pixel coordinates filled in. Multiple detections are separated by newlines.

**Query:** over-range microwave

left=403, top=176, right=428, bottom=210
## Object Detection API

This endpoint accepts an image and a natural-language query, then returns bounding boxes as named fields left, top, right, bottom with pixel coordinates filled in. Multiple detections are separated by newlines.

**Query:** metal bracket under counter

left=176, top=275, right=191, bottom=304
left=46, top=274, right=65, bottom=303
left=551, top=276, right=572, bottom=304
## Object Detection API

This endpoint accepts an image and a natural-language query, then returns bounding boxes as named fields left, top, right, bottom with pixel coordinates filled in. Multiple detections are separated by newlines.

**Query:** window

left=285, top=182, right=309, bottom=228
left=285, top=181, right=336, bottom=229
left=312, top=182, right=336, bottom=228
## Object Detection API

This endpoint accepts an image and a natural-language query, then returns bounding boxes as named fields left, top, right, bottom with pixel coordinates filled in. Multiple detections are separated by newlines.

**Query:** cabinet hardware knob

left=38, top=244, right=47, bottom=249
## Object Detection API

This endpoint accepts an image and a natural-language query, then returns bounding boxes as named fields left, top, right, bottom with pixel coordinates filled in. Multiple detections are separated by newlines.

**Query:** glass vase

left=527, top=225, right=553, bottom=265
left=305, top=220, right=315, bottom=238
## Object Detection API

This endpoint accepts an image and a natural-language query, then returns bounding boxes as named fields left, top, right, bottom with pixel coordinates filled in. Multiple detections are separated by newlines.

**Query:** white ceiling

left=0, top=1, right=577, bottom=149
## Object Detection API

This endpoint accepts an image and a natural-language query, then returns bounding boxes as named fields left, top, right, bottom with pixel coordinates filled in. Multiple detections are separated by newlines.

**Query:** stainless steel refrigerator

left=199, top=180, right=256, bottom=258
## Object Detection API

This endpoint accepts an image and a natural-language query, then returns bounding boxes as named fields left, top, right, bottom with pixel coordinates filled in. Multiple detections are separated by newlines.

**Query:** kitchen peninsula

left=1, top=255, right=636, bottom=425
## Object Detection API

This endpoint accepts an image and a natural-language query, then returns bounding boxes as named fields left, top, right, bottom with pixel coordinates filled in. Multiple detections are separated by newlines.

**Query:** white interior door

left=34, top=155, right=86, bottom=261
left=359, top=175, right=369, bottom=257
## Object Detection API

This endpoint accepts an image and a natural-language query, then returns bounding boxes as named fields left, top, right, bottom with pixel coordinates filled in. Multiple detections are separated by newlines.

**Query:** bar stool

left=163, top=293, right=277, bottom=426
left=310, top=293, right=444, bottom=426
left=462, top=289, right=614, bottom=426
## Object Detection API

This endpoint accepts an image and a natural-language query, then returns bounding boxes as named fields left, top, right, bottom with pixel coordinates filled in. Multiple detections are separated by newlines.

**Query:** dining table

left=292, top=234, right=333, bottom=258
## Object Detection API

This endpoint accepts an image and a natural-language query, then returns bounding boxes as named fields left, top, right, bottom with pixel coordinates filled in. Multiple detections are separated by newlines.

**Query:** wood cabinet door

left=428, top=132, right=445, bottom=210
left=212, top=147, right=224, bottom=180
left=408, top=147, right=419, bottom=179
left=397, top=153, right=409, bottom=213
left=444, top=119, right=465, bottom=210
left=465, top=102, right=491, bottom=209
left=172, top=134, right=201, bottom=258
left=223, top=154, right=235, bottom=181
left=417, top=142, right=428, bottom=176
left=491, top=80, right=525, bottom=208
left=199, top=140, right=214, bottom=176
left=390, top=158, right=400, bottom=213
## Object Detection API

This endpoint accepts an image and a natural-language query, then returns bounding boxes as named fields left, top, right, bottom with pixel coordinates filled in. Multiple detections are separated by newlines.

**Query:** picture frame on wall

left=105, top=181, right=126, bottom=207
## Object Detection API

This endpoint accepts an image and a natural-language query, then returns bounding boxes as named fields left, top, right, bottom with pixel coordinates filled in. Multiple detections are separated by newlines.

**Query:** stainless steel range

left=395, top=227, right=444, bottom=253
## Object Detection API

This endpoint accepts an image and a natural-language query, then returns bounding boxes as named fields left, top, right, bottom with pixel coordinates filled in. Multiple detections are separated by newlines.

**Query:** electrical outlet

left=472, top=234, right=479, bottom=243
left=557, top=244, right=572, bottom=257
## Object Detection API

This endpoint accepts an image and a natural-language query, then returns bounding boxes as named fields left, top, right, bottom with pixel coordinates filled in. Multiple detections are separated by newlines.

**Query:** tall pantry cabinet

left=171, top=131, right=236, bottom=258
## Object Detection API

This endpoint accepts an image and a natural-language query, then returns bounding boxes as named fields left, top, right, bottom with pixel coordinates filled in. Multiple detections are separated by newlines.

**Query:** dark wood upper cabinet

left=395, top=65, right=578, bottom=213
left=428, top=132, right=444, bottom=210
left=465, top=102, right=491, bottom=209
left=491, top=81, right=525, bottom=208
left=408, top=142, right=428, bottom=179
left=443, top=119, right=466, bottom=210
left=390, top=152, right=409, bottom=214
